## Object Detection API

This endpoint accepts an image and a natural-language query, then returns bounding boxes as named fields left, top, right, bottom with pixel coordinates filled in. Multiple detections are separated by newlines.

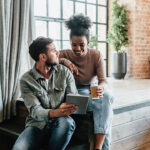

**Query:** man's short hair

left=29, top=37, right=53, bottom=61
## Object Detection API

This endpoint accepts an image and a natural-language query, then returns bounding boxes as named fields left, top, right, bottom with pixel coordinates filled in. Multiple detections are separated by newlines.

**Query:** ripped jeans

left=77, top=85, right=114, bottom=150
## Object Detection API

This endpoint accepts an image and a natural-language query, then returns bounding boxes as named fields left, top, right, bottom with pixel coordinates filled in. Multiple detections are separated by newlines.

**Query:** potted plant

left=107, top=0, right=129, bottom=79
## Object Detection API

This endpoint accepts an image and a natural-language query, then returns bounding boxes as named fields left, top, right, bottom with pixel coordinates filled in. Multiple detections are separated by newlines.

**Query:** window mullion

left=85, top=0, right=87, bottom=15
left=96, top=0, right=98, bottom=51
left=106, top=0, right=109, bottom=76
left=46, top=0, right=49, bottom=37
left=60, top=0, right=63, bottom=49
left=73, top=1, right=75, bottom=14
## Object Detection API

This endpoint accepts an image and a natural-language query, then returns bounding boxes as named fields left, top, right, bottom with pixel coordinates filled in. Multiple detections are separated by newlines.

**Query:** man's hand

left=68, top=64, right=78, bottom=75
left=49, top=103, right=78, bottom=118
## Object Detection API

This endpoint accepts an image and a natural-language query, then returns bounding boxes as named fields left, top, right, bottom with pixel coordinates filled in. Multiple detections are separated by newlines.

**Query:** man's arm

left=20, top=79, right=51, bottom=122
left=65, top=68, right=78, bottom=94
left=49, top=68, right=78, bottom=118
left=20, top=77, right=78, bottom=120
left=50, top=103, right=78, bottom=118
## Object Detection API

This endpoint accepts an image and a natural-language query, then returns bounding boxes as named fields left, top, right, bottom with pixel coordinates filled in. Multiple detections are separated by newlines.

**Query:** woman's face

left=71, top=36, right=89, bottom=56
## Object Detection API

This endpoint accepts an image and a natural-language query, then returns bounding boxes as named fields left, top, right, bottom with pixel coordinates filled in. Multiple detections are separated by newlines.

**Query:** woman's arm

left=95, top=51, right=108, bottom=91
left=59, top=50, right=78, bottom=75
left=59, top=57, right=72, bottom=67
left=59, top=50, right=72, bottom=66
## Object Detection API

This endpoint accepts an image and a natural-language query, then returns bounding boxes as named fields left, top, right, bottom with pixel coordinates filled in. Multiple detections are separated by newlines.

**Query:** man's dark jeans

left=12, top=116, right=75, bottom=150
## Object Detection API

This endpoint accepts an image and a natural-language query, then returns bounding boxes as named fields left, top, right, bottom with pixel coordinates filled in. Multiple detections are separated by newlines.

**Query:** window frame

left=34, top=0, right=108, bottom=76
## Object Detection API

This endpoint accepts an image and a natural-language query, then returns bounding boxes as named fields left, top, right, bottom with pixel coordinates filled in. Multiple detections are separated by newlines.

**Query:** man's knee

left=12, top=126, right=41, bottom=150
left=58, top=116, right=76, bottom=132
left=12, top=140, right=28, bottom=150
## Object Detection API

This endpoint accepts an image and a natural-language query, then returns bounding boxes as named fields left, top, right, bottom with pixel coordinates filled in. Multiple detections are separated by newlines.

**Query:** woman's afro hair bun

left=65, top=13, right=92, bottom=30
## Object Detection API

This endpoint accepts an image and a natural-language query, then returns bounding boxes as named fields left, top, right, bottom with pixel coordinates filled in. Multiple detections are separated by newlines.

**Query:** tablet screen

left=66, top=94, right=89, bottom=114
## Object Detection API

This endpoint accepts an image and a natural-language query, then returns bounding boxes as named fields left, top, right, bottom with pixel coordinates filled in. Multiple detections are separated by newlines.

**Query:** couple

left=13, top=14, right=114, bottom=150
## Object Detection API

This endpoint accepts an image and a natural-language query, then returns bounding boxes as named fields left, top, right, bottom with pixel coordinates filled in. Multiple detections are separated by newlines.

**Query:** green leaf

left=107, top=0, right=129, bottom=52
left=89, top=35, right=98, bottom=49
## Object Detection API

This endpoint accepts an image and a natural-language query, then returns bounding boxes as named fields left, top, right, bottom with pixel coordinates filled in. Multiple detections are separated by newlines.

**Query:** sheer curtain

left=0, top=0, right=35, bottom=122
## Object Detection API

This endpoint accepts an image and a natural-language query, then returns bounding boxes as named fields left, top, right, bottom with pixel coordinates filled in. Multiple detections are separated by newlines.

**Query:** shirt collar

left=52, top=65, right=58, bottom=72
left=31, top=64, right=58, bottom=80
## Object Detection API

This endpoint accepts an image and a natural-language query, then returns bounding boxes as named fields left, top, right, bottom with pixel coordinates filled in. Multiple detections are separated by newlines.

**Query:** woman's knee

left=92, top=91, right=114, bottom=110
left=102, top=91, right=114, bottom=104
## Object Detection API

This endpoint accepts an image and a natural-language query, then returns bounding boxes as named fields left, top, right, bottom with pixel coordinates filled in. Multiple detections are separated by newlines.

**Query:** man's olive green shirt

left=20, top=64, right=78, bottom=129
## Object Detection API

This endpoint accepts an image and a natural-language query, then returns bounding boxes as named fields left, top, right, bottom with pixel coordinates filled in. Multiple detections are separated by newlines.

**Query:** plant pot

left=112, top=52, right=127, bottom=79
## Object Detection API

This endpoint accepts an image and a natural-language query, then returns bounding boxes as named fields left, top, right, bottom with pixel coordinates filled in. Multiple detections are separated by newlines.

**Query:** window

left=34, top=0, right=108, bottom=75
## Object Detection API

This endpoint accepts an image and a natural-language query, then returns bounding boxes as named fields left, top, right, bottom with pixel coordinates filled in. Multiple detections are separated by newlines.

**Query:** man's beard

left=45, top=59, right=58, bottom=67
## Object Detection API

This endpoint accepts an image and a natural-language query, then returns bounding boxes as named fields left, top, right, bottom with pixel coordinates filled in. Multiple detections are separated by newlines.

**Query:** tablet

left=66, top=94, right=89, bottom=114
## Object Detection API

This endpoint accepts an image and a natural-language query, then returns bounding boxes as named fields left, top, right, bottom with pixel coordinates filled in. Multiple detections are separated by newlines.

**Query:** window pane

left=49, top=0, right=60, bottom=18
left=87, top=4, right=96, bottom=22
left=63, top=0, right=74, bottom=19
left=98, top=7, right=106, bottom=23
left=98, top=43, right=106, bottom=59
left=77, top=0, right=85, bottom=2
left=75, top=2, right=85, bottom=15
left=49, top=22, right=61, bottom=40
left=62, top=41, right=71, bottom=49
left=90, top=24, right=96, bottom=36
left=63, top=24, right=70, bottom=40
left=99, top=0, right=107, bottom=5
left=98, top=25, right=106, bottom=41
left=35, top=21, right=47, bottom=37
left=87, top=0, right=96, bottom=4
left=34, top=0, right=46, bottom=16
left=54, top=40, right=61, bottom=50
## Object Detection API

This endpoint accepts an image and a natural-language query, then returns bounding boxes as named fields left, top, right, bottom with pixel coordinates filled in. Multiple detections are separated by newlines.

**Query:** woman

left=59, top=14, right=114, bottom=150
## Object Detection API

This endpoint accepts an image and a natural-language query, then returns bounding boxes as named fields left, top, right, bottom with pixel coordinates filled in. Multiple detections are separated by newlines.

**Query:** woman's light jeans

left=77, top=85, right=114, bottom=150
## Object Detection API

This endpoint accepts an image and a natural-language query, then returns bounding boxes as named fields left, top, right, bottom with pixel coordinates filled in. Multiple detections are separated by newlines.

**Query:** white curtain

left=0, top=0, right=35, bottom=122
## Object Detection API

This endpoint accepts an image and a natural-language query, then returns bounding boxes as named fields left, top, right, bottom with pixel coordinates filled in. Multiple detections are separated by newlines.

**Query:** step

left=112, top=100, right=150, bottom=150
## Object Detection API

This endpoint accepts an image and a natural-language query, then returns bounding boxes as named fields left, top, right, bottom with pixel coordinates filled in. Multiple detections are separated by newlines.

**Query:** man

left=12, top=37, right=78, bottom=150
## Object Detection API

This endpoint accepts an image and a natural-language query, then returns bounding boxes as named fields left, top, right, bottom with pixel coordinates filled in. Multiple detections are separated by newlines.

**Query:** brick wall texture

left=109, top=0, right=150, bottom=78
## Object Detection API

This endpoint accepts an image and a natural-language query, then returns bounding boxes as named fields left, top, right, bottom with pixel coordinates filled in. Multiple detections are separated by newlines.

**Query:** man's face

left=45, top=43, right=59, bottom=66
left=71, top=36, right=89, bottom=56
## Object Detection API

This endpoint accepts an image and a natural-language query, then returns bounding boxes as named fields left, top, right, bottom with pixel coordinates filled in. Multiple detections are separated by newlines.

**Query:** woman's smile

left=74, top=50, right=84, bottom=56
